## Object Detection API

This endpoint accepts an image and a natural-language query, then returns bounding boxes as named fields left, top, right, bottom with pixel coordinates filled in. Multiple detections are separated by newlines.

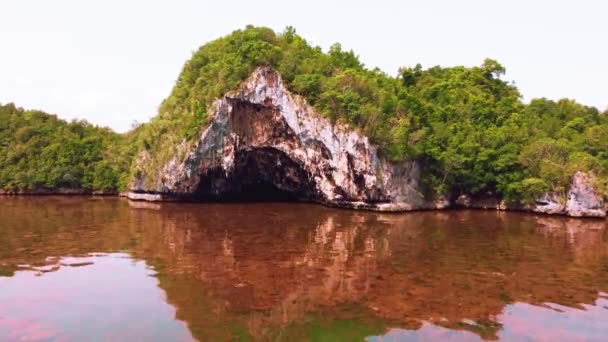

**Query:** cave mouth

left=192, top=147, right=319, bottom=203
left=200, top=179, right=301, bottom=202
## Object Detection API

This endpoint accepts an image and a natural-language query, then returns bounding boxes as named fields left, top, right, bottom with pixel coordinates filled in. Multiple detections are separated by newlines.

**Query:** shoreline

left=123, top=191, right=608, bottom=219
left=0, top=189, right=118, bottom=196
left=4, top=191, right=604, bottom=220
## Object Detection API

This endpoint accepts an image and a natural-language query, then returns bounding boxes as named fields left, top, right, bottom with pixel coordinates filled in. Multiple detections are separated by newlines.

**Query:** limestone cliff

left=128, top=67, right=606, bottom=218
left=129, top=67, right=444, bottom=211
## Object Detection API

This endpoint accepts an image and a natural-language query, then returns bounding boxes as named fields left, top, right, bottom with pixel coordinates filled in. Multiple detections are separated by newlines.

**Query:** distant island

left=1, top=26, right=606, bottom=217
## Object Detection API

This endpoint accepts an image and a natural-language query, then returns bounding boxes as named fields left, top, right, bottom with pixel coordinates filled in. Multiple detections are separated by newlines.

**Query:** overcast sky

left=1, top=0, right=606, bottom=132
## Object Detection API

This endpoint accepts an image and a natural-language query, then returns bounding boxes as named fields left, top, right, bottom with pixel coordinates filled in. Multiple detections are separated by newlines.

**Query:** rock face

left=522, top=172, right=605, bottom=217
left=128, top=67, right=606, bottom=218
left=565, top=172, right=606, bottom=217
left=129, top=67, right=441, bottom=211
left=454, top=172, right=606, bottom=218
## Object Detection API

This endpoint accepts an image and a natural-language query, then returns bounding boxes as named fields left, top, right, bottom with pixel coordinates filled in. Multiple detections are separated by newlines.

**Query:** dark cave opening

left=201, top=179, right=301, bottom=202
left=192, top=147, right=319, bottom=203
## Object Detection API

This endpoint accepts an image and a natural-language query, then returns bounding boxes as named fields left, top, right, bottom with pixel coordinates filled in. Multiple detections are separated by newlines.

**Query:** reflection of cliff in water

left=0, top=198, right=606, bottom=341
left=127, top=203, right=608, bottom=340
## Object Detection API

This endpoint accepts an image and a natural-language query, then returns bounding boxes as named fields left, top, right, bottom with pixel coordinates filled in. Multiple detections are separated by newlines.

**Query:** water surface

left=0, top=197, right=607, bottom=341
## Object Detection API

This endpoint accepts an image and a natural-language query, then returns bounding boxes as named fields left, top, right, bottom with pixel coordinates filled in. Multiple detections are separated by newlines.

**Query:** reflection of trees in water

left=534, top=216, right=608, bottom=263
left=1, top=198, right=607, bottom=340
left=0, top=197, right=136, bottom=276
left=132, top=205, right=608, bottom=340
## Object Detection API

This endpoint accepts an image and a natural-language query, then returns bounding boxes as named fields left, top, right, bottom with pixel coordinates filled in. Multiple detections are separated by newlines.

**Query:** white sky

left=1, top=0, right=606, bottom=132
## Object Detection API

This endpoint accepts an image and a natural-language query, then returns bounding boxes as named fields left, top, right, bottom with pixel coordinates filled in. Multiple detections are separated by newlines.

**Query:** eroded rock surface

left=525, top=173, right=605, bottom=217
left=566, top=172, right=606, bottom=217
left=129, top=67, right=436, bottom=211
left=128, top=67, right=606, bottom=218
left=454, top=172, right=606, bottom=218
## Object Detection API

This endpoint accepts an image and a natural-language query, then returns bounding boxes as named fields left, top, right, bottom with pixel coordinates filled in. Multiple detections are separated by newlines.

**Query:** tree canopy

left=134, top=26, right=607, bottom=201
left=0, top=103, right=136, bottom=192
left=2, top=26, right=607, bottom=201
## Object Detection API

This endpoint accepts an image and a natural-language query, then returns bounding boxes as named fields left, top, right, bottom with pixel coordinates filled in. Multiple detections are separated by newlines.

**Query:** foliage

left=2, top=26, right=607, bottom=202
left=141, top=25, right=607, bottom=201
left=0, top=103, right=136, bottom=191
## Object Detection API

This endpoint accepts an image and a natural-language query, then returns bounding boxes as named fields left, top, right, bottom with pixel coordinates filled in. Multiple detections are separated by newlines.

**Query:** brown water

left=0, top=197, right=607, bottom=341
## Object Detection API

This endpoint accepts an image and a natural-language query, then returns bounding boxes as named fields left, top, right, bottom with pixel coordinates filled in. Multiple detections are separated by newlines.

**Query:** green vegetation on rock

left=135, top=25, right=607, bottom=201
left=1, top=26, right=607, bottom=200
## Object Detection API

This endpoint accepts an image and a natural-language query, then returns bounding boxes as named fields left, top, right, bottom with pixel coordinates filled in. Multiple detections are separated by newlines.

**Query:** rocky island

left=127, top=67, right=606, bottom=217
left=1, top=26, right=607, bottom=218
